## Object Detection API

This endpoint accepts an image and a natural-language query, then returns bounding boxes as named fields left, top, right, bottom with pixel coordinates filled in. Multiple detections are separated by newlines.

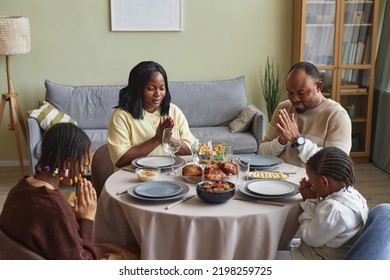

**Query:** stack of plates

left=132, top=156, right=185, bottom=171
left=238, top=155, right=284, bottom=170
left=127, top=181, right=189, bottom=201
left=239, top=179, right=298, bottom=200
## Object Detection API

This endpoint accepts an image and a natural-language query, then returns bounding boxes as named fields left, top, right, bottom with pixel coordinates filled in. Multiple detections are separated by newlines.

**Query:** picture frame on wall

left=110, top=0, right=182, bottom=31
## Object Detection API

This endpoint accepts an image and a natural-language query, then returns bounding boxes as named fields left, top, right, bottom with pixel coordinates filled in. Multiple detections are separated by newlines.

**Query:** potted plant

left=260, top=56, right=284, bottom=122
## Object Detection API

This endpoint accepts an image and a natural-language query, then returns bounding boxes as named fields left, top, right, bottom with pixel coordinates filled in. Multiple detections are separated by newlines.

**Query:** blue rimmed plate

left=239, top=155, right=278, bottom=167
left=127, top=181, right=189, bottom=201
left=237, top=155, right=284, bottom=170
left=134, top=181, right=182, bottom=198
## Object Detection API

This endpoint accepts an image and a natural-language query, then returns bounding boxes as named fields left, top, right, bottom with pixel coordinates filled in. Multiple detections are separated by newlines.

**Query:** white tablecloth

left=94, top=156, right=305, bottom=259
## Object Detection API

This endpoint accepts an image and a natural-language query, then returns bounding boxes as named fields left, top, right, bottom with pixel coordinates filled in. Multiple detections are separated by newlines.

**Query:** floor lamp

left=0, top=16, right=31, bottom=176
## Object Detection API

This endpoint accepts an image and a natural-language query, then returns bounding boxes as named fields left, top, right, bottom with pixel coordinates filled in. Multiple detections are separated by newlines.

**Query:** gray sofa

left=26, top=76, right=266, bottom=175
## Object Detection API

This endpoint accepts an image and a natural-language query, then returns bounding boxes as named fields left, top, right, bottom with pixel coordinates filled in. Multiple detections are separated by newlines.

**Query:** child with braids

left=291, top=147, right=368, bottom=260
left=0, top=123, right=139, bottom=260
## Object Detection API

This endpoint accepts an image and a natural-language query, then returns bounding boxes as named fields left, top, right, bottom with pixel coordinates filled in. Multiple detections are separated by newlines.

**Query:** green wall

left=0, top=0, right=293, bottom=163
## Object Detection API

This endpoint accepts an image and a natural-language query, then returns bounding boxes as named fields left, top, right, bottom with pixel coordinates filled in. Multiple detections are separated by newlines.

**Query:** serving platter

left=127, top=181, right=189, bottom=201
left=178, top=162, right=234, bottom=183
left=238, top=179, right=298, bottom=200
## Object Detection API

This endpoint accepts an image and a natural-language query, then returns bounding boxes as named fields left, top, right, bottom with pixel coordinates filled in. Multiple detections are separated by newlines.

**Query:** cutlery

left=122, top=166, right=136, bottom=172
left=116, top=189, right=128, bottom=195
left=233, top=197, right=285, bottom=207
left=165, top=194, right=196, bottom=210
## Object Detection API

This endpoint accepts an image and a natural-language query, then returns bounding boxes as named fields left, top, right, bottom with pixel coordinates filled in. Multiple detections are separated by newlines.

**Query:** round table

left=94, top=156, right=305, bottom=259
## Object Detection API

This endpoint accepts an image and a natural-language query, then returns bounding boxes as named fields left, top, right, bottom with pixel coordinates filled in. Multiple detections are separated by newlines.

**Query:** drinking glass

left=162, top=128, right=181, bottom=174
left=233, top=155, right=250, bottom=186
left=192, top=141, right=213, bottom=182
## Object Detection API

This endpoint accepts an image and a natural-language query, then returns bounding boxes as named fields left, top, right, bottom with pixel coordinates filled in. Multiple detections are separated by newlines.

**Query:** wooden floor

left=0, top=162, right=389, bottom=212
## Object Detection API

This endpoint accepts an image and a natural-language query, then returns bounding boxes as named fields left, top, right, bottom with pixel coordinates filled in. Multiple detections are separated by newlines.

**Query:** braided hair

left=37, top=123, right=91, bottom=180
left=117, top=61, right=171, bottom=119
left=307, top=147, right=355, bottom=189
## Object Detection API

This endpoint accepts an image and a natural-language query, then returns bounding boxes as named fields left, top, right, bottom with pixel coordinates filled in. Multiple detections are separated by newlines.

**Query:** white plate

left=247, top=180, right=294, bottom=196
left=239, top=179, right=298, bottom=200
left=132, top=156, right=185, bottom=171
left=134, top=181, right=183, bottom=198
left=136, top=157, right=175, bottom=168
left=127, top=182, right=189, bottom=201
left=239, top=155, right=278, bottom=167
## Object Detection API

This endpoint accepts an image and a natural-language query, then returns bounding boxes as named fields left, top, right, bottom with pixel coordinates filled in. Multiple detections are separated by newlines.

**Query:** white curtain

left=371, top=0, right=390, bottom=174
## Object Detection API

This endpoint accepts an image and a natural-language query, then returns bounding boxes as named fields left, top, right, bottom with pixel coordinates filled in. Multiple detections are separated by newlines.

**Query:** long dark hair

left=37, top=123, right=91, bottom=181
left=307, top=147, right=355, bottom=189
left=117, top=61, right=171, bottom=119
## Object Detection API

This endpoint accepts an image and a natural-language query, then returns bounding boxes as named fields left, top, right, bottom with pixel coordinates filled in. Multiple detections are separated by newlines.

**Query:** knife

left=165, top=194, right=196, bottom=210
left=233, top=197, right=285, bottom=207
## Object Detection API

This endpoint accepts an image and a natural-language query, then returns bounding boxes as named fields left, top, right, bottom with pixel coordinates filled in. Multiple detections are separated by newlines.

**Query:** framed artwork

left=110, top=0, right=182, bottom=31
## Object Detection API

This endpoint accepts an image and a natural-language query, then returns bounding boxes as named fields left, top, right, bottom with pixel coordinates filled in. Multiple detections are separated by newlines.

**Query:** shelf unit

left=292, top=0, right=379, bottom=162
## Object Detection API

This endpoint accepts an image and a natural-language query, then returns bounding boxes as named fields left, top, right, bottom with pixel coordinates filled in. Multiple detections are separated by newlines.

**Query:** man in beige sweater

left=259, top=61, right=351, bottom=168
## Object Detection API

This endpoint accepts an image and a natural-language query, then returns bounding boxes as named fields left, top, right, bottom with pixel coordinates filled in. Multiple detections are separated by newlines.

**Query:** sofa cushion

left=229, top=105, right=256, bottom=133
left=45, top=80, right=122, bottom=130
left=28, top=101, right=77, bottom=131
left=169, top=76, right=248, bottom=127
left=83, top=129, right=109, bottom=152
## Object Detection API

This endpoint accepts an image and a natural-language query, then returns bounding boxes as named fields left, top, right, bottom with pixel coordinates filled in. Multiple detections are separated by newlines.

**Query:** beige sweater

left=259, top=99, right=352, bottom=168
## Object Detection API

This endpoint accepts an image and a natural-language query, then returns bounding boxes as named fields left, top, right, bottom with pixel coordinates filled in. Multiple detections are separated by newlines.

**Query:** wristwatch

left=293, top=135, right=306, bottom=147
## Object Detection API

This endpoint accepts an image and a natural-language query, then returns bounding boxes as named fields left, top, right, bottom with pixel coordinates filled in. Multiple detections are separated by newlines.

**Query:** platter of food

left=179, top=161, right=238, bottom=183
left=248, top=170, right=289, bottom=179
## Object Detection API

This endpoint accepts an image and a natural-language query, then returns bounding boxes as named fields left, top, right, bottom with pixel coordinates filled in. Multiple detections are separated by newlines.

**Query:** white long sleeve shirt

left=293, top=187, right=368, bottom=259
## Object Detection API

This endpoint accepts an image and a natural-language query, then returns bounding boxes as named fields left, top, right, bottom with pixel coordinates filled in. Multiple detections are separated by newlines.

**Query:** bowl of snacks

left=196, top=180, right=235, bottom=203
left=135, top=167, right=161, bottom=182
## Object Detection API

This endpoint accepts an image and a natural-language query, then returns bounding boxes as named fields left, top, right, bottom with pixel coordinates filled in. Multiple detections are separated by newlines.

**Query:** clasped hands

left=299, top=177, right=319, bottom=201
left=74, top=178, right=97, bottom=221
left=154, top=116, right=175, bottom=144
left=275, top=109, right=300, bottom=145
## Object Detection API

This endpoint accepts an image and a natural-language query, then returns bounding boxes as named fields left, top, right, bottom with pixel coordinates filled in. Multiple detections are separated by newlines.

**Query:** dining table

left=94, top=155, right=306, bottom=260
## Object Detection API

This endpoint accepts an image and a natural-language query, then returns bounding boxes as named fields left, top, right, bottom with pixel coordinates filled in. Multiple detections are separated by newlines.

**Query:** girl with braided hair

left=291, top=146, right=368, bottom=259
left=0, top=123, right=139, bottom=259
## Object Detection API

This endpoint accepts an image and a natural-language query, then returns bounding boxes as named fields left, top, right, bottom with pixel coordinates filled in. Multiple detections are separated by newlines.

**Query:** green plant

left=260, top=57, right=284, bottom=122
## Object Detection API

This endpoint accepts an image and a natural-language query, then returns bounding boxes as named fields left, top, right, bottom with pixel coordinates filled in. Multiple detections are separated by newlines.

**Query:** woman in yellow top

left=108, top=61, right=196, bottom=168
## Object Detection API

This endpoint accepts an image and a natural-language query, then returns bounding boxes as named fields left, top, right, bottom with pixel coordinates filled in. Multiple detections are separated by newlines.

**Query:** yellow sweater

left=107, top=103, right=196, bottom=164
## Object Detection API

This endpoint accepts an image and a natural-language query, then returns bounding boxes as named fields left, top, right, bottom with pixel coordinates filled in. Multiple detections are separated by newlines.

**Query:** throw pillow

left=28, top=101, right=77, bottom=131
left=229, top=106, right=256, bottom=133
